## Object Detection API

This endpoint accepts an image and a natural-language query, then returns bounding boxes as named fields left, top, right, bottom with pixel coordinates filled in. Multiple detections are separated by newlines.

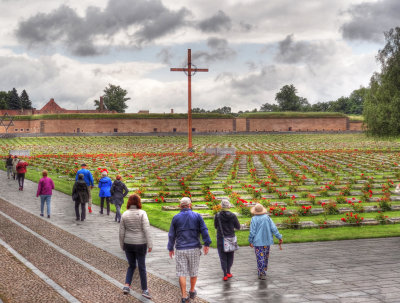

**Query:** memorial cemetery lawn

left=2, top=133, right=400, bottom=246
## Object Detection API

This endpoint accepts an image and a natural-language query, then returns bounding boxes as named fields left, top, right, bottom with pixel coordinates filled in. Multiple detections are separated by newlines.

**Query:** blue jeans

left=124, top=243, right=148, bottom=290
left=40, top=195, right=52, bottom=216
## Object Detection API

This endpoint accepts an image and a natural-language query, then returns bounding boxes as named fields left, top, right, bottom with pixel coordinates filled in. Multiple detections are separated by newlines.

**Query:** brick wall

left=0, top=117, right=355, bottom=134
left=248, top=117, right=348, bottom=132
left=348, top=121, right=363, bottom=131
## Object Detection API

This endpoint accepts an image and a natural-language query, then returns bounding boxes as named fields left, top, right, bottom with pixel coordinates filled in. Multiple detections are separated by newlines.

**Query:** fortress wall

left=248, top=117, right=348, bottom=132
left=1, top=117, right=354, bottom=134
left=348, top=121, right=363, bottom=131
left=3, top=118, right=234, bottom=134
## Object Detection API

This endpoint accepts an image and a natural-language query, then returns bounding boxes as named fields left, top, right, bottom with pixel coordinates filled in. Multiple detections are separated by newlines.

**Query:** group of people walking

left=5, top=154, right=29, bottom=190
left=119, top=194, right=283, bottom=302
left=4, top=158, right=283, bottom=302
left=72, top=163, right=128, bottom=222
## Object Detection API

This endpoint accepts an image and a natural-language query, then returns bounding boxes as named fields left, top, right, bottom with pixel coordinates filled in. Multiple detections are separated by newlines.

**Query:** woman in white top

left=119, top=194, right=152, bottom=299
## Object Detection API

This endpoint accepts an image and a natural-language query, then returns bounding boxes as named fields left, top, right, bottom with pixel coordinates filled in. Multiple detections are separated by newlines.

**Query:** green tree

left=94, top=84, right=130, bottom=113
left=0, top=91, right=9, bottom=109
left=8, top=88, right=21, bottom=110
left=348, top=87, right=368, bottom=115
left=192, top=107, right=207, bottom=113
left=260, top=102, right=280, bottom=112
left=211, top=106, right=232, bottom=114
left=275, top=84, right=309, bottom=111
left=20, top=89, right=32, bottom=109
left=364, top=27, right=400, bottom=136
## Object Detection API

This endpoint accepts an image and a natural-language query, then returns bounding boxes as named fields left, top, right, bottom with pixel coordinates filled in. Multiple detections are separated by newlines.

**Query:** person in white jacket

left=119, top=194, right=152, bottom=299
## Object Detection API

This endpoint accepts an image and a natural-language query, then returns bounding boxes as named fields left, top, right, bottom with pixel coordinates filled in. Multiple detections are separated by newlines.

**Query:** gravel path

left=0, top=198, right=208, bottom=303
left=0, top=244, right=69, bottom=303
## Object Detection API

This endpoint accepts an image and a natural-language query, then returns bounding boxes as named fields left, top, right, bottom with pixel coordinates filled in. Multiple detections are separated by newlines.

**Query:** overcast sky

left=0, top=0, right=398, bottom=113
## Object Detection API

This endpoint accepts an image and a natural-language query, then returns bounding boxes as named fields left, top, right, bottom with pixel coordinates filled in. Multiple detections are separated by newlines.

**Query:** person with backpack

left=72, top=174, right=90, bottom=221
left=110, top=175, right=129, bottom=223
left=16, top=159, right=28, bottom=191
left=75, top=163, right=94, bottom=214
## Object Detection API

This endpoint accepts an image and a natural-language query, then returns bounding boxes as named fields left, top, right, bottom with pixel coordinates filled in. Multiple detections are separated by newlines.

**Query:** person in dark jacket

left=214, top=198, right=241, bottom=281
left=72, top=174, right=90, bottom=221
left=111, top=175, right=129, bottom=223
left=98, top=171, right=112, bottom=215
left=168, top=197, right=212, bottom=303
left=5, top=155, right=13, bottom=179
left=16, top=160, right=28, bottom=191
left=75, top=163, right=94, bottom=213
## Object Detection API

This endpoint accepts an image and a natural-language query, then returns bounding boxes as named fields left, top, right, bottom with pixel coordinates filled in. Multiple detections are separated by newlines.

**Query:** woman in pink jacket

left=36, top=170, right=55, bottom=218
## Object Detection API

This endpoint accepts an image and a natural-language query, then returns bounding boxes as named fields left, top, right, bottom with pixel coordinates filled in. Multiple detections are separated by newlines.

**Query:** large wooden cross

left=170, top=49, right=208, bottom=151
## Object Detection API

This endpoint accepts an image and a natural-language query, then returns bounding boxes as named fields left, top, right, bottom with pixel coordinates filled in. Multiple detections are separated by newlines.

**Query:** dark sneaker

left=122, top=286, right=130, bottom=294
left=189, top=290, right=197, bottom=299
left=142, top=290, right=151, bottom=299
left=181, top=297, right=189, bottom=303
left=260, top=274, right=267, bottom=280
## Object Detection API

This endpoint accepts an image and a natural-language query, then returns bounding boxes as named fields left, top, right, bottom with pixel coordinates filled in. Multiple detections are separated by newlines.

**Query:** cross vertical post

left=170, top=49, right=208, bottom=151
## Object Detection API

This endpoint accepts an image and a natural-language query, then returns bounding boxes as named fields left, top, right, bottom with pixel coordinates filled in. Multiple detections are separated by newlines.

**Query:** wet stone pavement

left=0, top=171, right=400, bottom=302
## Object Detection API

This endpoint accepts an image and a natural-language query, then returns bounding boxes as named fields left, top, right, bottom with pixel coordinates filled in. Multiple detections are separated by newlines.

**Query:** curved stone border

left=0, top=210, right=152, bottom=303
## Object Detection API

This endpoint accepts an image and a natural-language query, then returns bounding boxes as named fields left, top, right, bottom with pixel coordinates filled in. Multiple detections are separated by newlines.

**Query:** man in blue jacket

left=168, top=197, right=211, bottom=303
left=75, top=163, right=94, bottom=213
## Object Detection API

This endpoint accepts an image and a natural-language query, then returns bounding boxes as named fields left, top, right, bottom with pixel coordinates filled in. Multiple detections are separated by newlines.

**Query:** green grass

left=278, top=225, right=400, bottom=243
left=12, top=112, right=234, bottom=120
left=348, top=115, right=364, bottom=122
left=7, top=167, right=400, bottom=248
left=3, top=133, right=400, bottom=248
left=238, top=112, right=347, bottom=119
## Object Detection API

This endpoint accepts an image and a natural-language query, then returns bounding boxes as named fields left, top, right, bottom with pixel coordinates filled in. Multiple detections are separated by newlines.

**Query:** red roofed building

left=37, top=97, right=114, bottom=114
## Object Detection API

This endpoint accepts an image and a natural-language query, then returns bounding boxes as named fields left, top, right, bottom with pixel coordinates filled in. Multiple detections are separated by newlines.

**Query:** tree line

left=0, top=88, right=33, bottom=110
left=191, top=85, right=367, bottom=116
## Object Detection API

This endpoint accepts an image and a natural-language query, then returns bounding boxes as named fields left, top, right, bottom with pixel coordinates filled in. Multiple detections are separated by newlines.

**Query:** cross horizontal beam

left=170, top=68, right=209, bottom=72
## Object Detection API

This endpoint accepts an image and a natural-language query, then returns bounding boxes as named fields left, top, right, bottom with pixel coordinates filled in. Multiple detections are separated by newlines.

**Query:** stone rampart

left=0, top=116, right=358, bottom=134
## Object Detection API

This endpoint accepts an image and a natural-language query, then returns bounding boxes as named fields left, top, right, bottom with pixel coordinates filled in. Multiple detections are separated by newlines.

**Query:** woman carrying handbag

left=214, top=199, right=241, bottom=281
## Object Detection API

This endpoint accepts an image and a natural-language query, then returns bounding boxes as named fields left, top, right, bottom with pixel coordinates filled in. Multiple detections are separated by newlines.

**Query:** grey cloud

left=191, top=37, right=236, bottom=63
left=16, top=0, right=190, bottom=56
left=341, top=0, right=400, bottom=42
left=198, top=10, right=231, bottom=32
left=230, top=66, right=281, bottom=96
left=157, top=48, right=174, bottom=65
left=275, top=34, right=337, bottom=64
left=0, top=56, right=60, bottom=88
left=239, top=21, right=253, bottom=32
left=136, top=8, right=189, bottom=43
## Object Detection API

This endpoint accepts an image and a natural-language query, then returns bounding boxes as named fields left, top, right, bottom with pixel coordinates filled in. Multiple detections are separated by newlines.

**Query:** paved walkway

left=1, top=171, right=400, bottom=302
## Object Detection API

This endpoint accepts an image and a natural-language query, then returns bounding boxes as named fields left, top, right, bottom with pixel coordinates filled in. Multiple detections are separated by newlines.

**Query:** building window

left=114, top=128, right=118, bottom=133
left=20, top=128, right=24, bottom=132
left=15, top=129, right=18, bottom=132
left=173, top=128, right=177, bottom=132
left=26, top=129, right=30, bottom=132
left=192, top=128, right=196, bottom=132
left=288, top=127, right=292, bottom=131
left=153, top=128, right=157, bottom=132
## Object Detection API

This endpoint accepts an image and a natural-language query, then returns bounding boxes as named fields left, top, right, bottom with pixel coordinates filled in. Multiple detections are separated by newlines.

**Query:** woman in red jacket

left=16, top=160, right=28, bottom=191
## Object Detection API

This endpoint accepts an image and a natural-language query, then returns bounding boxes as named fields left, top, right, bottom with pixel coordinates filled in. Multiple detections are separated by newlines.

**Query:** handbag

left=217, top=213, right=239, bottom=252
